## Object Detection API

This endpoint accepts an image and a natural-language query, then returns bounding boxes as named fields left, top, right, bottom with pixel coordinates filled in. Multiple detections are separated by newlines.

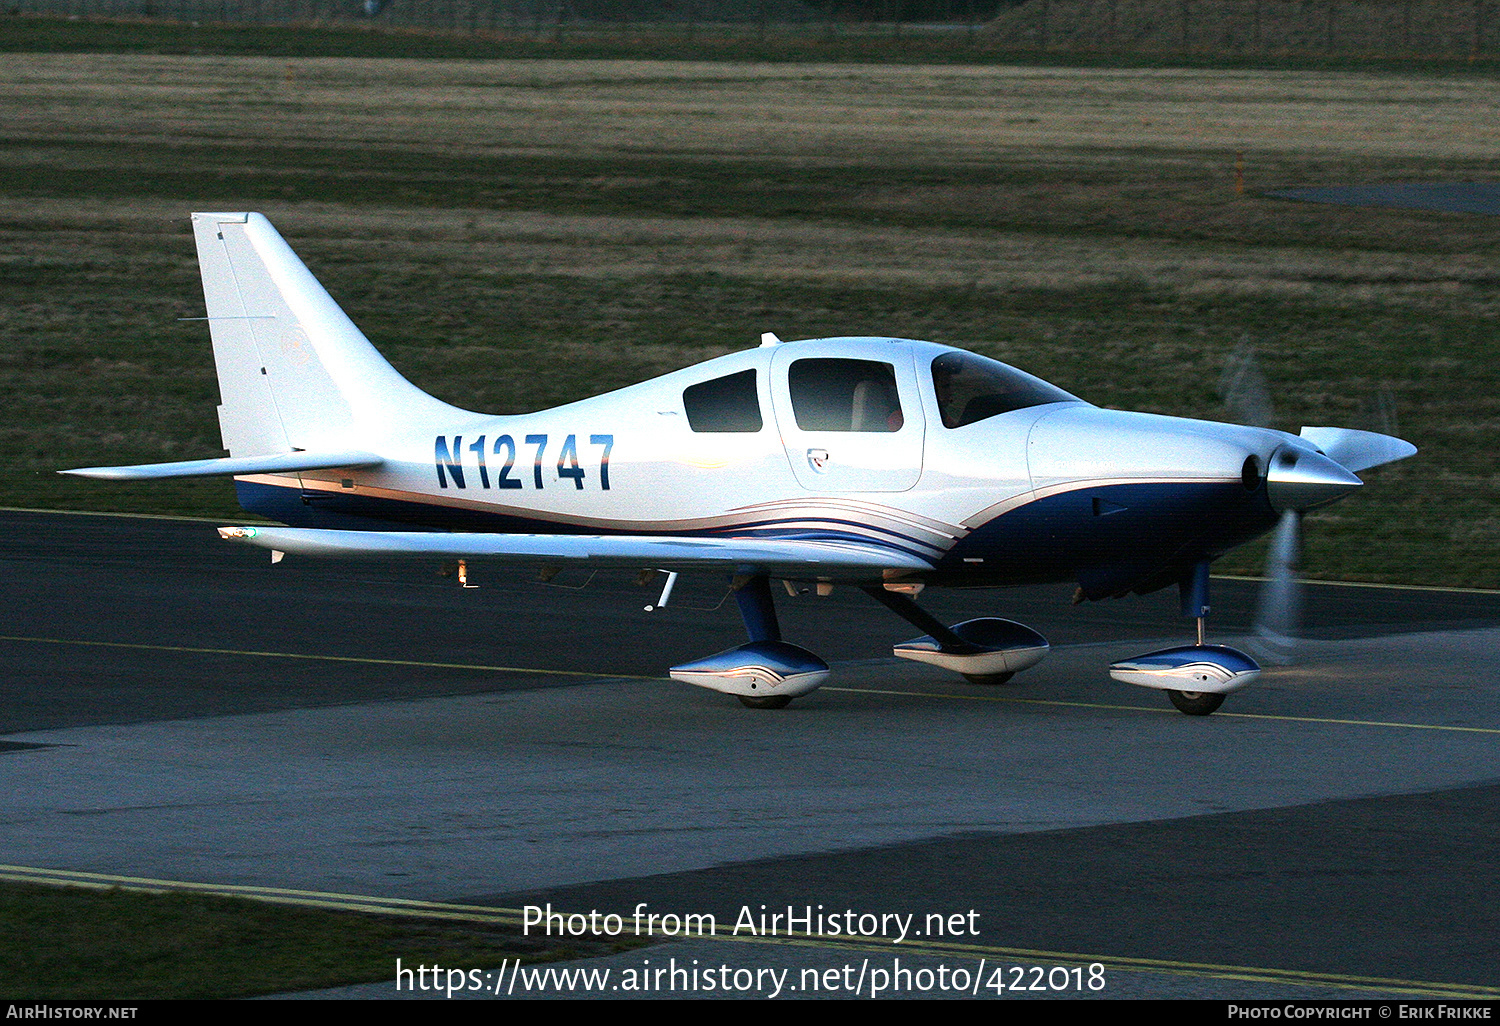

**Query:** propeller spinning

left=1218, top=342, right=1414, bottom=664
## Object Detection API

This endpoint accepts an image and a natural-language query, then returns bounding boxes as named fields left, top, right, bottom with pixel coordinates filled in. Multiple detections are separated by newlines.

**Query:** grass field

left=0, top=880, right=637, bottom=998
left=1, top=43, right=1497, bottom=586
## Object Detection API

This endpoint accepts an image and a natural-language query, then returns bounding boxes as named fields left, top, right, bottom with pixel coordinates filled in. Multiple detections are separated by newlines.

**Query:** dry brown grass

left=6, top=55, right=1500, bottom=160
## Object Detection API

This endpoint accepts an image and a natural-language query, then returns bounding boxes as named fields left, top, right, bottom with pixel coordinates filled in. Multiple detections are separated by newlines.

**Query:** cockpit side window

left=788, top=358, right=904, bottom=433
left=683, top=369, right=763, bottom=432
left=930, top=352, right=1077, bottom=429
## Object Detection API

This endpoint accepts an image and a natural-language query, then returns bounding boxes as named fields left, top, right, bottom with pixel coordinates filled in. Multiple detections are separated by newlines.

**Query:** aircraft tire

left=1168, top=690, right=1225, bottom=716
left=962, top=672, right=1015, bottom=686
left=738, top=695, right=793, bottom=709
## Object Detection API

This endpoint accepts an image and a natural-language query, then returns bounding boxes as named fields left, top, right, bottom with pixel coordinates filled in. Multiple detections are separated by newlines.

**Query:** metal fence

left=5, top=0, right=1495, bottom=58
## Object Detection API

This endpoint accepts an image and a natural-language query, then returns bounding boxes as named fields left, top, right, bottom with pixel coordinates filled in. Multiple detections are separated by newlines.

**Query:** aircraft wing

left=60, top=451, right=384, bottom=481
left=217, top=526, right=934, bottom=577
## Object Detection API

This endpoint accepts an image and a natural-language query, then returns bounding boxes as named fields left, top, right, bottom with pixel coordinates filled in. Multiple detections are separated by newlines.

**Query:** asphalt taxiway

left=3, top=509, right=1499, bottom=999
left=1268, top=183, right=1500, bottom=216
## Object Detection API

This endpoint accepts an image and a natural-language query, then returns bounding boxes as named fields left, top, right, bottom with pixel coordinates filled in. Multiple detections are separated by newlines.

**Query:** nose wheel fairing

left=1107, top=561, right=1261, bottom=715
left=1108, top=645, right=1261, bottom=694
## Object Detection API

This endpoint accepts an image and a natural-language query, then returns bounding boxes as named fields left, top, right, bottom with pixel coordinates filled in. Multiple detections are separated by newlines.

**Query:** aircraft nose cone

left=1266, top=445, right=1362, bottom=512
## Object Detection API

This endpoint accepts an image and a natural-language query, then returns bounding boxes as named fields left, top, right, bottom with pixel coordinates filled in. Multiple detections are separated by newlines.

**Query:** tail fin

left=192, top=212, right=461, bottom=457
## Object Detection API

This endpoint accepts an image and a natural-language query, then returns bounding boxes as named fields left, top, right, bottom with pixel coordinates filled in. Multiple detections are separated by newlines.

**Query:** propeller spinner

left=1221, top=343, right=1415, bottom=666
left=1265, top=444, right=1363, bottom=513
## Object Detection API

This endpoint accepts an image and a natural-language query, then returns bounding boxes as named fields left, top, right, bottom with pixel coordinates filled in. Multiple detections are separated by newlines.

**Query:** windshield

left=930, top=352, right=1078, bottom=428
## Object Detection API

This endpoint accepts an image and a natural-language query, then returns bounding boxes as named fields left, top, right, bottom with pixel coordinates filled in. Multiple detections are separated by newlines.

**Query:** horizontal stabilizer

left=217, top=526, right=933, bottom=577
left=1299, top=427, right=1416, bottom=473
left=61, top=450, right=383, bottom=481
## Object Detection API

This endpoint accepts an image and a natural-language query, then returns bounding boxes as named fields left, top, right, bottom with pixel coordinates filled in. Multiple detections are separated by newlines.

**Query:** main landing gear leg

left=733, top=576, right=794, bottom=709
left=861, top=586, right=972, bottom=650
left=734, top=574, right=782, bottom=644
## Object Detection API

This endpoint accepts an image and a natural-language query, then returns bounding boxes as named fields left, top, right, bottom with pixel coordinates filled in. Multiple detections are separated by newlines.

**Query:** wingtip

left=58, top=466, right=123, bottom=480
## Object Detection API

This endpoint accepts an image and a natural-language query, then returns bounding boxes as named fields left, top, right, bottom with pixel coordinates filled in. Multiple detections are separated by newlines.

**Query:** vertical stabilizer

left=191, top=212, right=462, bottom=457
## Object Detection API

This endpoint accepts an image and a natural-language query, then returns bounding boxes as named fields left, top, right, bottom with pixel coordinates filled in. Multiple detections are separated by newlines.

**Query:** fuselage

left=233, top=336, right=1299, bottom=596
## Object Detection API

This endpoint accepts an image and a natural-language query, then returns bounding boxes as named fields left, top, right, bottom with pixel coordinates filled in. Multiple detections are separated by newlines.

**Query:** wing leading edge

left=218, top=526, right=933, bottom=579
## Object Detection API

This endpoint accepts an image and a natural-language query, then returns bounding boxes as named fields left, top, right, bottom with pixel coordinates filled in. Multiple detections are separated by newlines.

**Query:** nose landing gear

left=1108, top=562, right=1260, bottom=716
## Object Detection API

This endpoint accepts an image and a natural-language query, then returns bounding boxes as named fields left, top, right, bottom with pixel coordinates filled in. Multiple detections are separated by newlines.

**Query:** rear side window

left=788, top=358, right=904, bottom=432
left=683, top=369, right=763, bottom=432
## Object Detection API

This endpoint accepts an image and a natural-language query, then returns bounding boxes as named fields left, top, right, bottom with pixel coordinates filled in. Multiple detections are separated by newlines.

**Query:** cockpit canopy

left=930, top=351, right=1079, bottom=429
left=675, top=340, right=1080, bottom=440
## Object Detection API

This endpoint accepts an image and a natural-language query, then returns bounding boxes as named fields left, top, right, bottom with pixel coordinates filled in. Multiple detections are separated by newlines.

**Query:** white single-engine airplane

left=65, top=213, right=1417, bottom=714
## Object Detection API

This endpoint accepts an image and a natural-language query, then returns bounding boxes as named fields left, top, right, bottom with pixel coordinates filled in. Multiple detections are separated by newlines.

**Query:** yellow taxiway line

left=4, top=633, right=1499, bottom=735
left=0, top=633, right=658, bottom=682
left=2, top=864, right=1494, bottom=1000
left=824, top=686, right=1500, bottom=735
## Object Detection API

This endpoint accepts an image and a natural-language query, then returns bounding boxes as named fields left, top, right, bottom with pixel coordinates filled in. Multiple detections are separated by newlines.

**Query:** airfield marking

left=2, top=864, right=1494, bottom=1000
left=0, top=863, right=530, bottom=926
left=0, top=634, right=658, bottom=682
left=4, top=632, right=1497, bottom=735
left=719, top=932, right=1500, bottom=1000
left=824, top=686, right=1500, bottom=735
left=1215, top=573, right=1500, bottom=596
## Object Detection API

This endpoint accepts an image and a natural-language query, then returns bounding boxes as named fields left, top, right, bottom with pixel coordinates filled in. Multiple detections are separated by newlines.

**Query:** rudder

left=191, top=212, right=459, bottom=458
